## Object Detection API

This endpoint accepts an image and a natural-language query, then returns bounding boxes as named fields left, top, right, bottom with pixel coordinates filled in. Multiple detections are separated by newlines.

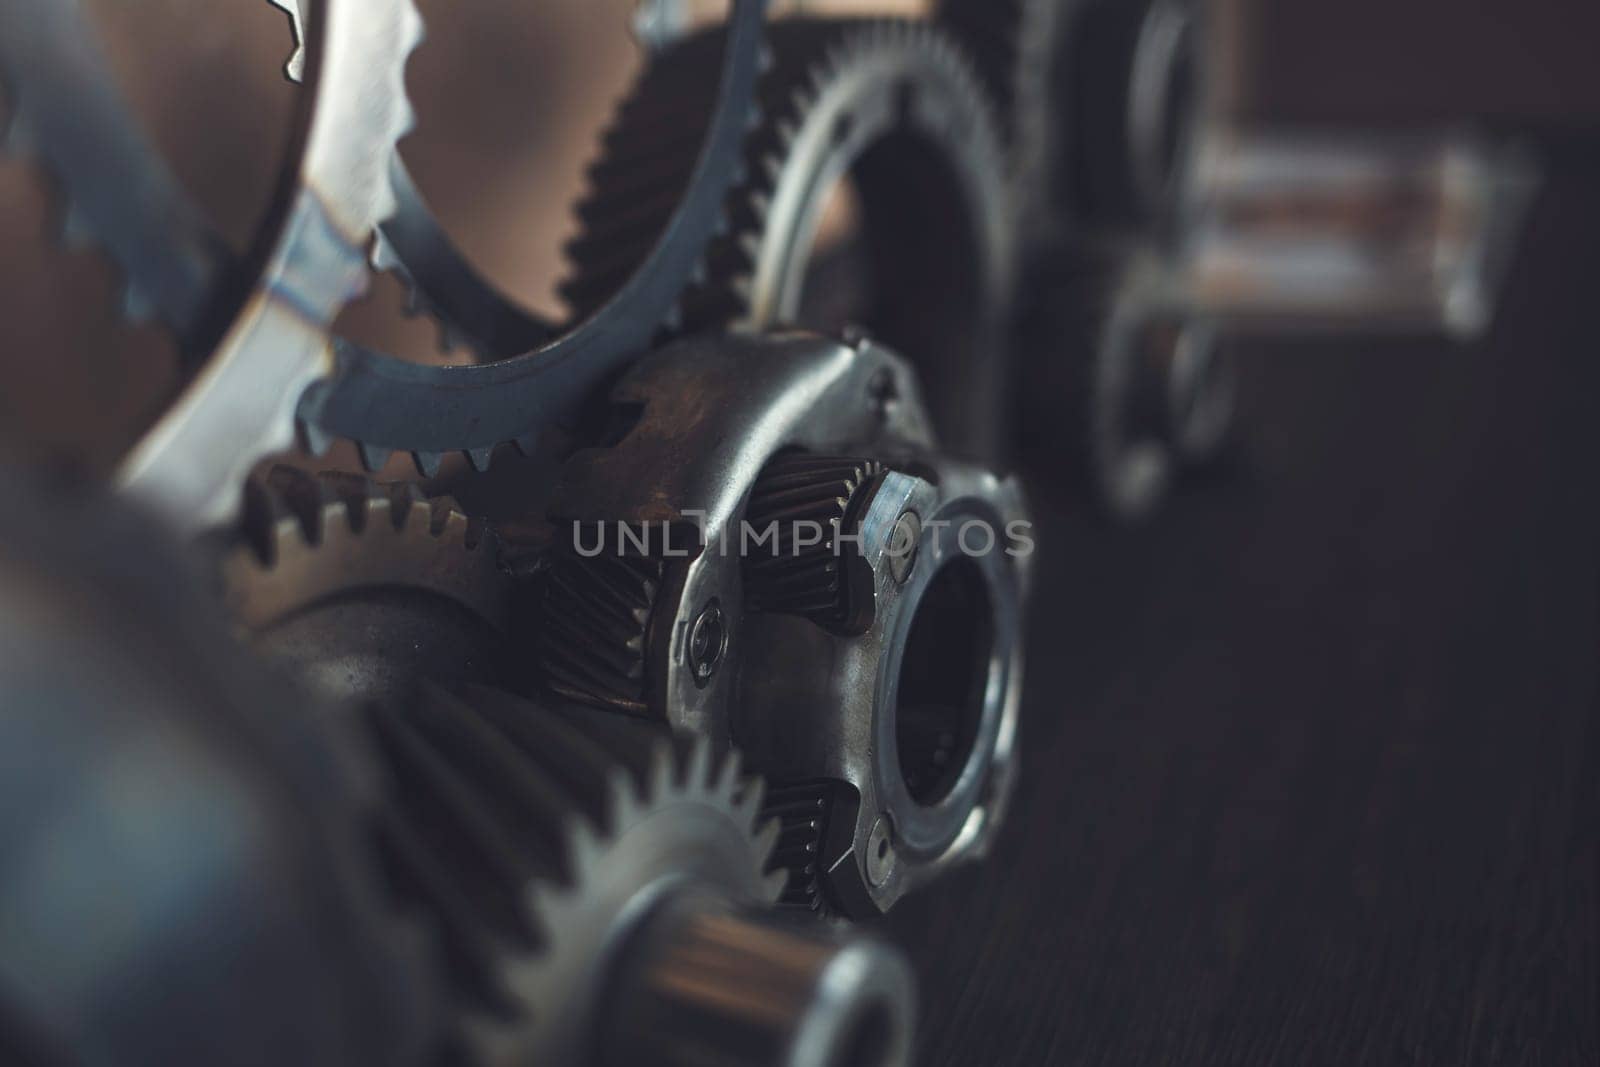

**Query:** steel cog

left=225, top=466, right=504, bottom=631
left=217, top=465, right=915, bottom=1066
left=448, top=700, right=785, bottom=1064
left=214, top=472, right=792, bottom=1067
left=616, top=17, right=1016, bottom=458
left=290, top=0, right=777, bottom=478
left=936, top=0, right=1080, bottom=244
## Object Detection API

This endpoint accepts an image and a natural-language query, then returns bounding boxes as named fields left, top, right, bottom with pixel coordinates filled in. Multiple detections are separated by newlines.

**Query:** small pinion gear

left=365, top=685, right=781, bottom=1064
left=743, top=452, right=883, bottom=630
left=535, top=544, right=665, bottom=716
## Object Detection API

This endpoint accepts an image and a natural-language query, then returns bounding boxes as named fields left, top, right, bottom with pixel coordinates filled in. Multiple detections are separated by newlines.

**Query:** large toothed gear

left=365, top=685, right=795, bottom=1064
left=938, top=0, right=1204, bottom=239
left=935, top=0, right=1078, bottom=242
left=219, top=464, right=918, bottom=1066
left=291, top=1, right=782, bottom=480
left=221, top=466, right=510, bottom=705
left=572, top=17, right=1014, bottom=459
left=939, top=0, right=1238, bottom=517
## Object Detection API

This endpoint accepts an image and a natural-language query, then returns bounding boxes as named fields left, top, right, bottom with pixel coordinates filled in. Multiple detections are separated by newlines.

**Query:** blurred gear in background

left=939, top=0, right=1533, bottom=521
left=0, top=0, right=1547, bottom=1064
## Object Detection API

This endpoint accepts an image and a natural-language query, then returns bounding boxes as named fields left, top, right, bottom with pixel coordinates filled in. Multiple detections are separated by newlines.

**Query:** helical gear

left=743, top=453, right=884, bottom=630
left=535, top=547, right=664, bottom=716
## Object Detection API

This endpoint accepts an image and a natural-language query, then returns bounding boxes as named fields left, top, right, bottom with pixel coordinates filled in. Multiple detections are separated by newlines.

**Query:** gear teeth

left=557, top=27, right=728, bottom=322
left=936, top=0, right=1028, bottom=129
left=370, top=231, right=404, bottom=274
left=229, top=467, right=496, bottom=608
left=411, top=451, right=445, bottom=478
left=743, top=453, right=883, bottom=629
left=369, top=227, right=484, bottom=358
left=383, top=4, right=426, bottom=227
left=717, top=745, right=745, bottom=800
left=937, top=0, right=1072, bottom=240
left=297, top=418, right=336, bottom=457
left=534, top=544, right=664, bottom=716
left=357, top=682, right=779, bottom=1062
left=671, top=16, right=1012, bottom=353
left=268, top=0, right=309, bottom=83
left=760, top=781, right=838, bottom=915
left=440, top=323, right=468, bottom=356
left=684, top=733, right=713, bottom=794
left=357, top=442, right=394, bottom=473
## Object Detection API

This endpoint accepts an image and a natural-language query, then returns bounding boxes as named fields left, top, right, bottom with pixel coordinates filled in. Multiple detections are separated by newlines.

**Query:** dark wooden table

left=889, top=147, right=1600, bottom=1064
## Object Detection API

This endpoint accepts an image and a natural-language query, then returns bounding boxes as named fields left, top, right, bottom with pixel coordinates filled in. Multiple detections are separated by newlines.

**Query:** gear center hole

left=894, top=557, right=993, bottom=806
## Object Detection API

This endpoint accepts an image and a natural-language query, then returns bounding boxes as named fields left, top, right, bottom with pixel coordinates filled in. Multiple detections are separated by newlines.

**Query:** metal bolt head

left=688, top=600, right=727, bottom=683
left=887, top=511, right=920, bottom=585
left=866, top=816, right=896, bottom=887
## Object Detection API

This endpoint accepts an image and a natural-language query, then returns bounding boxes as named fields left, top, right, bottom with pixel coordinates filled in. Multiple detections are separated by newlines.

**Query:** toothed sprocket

left=219, top=467, right=917, bottom=1066
left=588, top=17, right=1016, bottom=458
left=290, top=1, right=781, bottom=480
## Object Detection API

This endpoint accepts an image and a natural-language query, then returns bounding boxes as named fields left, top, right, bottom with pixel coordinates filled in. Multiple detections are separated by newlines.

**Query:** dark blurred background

left=896, top=2, right=1600, bottom=1062
left=2, top=1, right=1597, bottom=1061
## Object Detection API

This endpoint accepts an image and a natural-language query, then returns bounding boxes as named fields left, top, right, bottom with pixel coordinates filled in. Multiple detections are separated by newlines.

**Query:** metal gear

left=940, top=0, right=1237, bottom=516
left=366, top=685, right=784, bottom=1064
left=743, top=453, right=884, bottom=630
left=938, top=0, right=1203, bottom=241
left=0, top=0, right=425, bottom=534
left=546, top=331, right=1032, bottom=919
left=289, top=1, right=782, bottom=479
left=220, top=466, right=918, bottom=1067
left=536, top=547, right=664, bottom=716
left=573, top=16, right=1015, bottom=459
left=1033, top=253, right=1233, bottom=521
left=222, top=466, right=511, bottom=704
left=936, top=0, right=1079, bottom=244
